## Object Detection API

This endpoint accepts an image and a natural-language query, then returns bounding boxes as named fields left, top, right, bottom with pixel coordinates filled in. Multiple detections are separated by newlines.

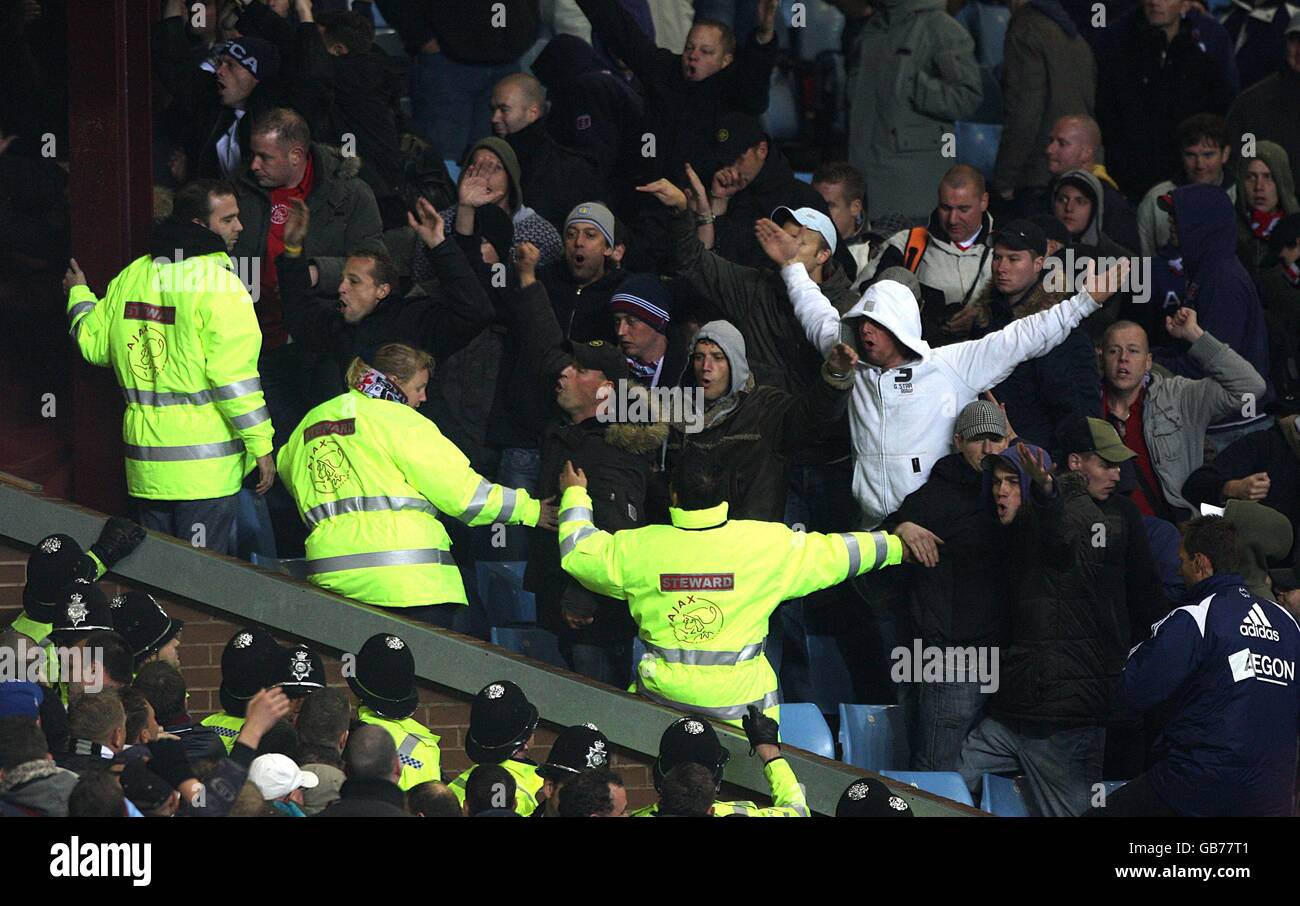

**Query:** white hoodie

left=782, top=265, right=1100, bottom=527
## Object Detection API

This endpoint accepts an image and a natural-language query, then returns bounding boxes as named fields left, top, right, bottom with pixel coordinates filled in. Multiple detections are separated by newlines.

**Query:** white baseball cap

left=772, top=206, right=838, bottom=254
left=249, top=754, right=319, bottom=800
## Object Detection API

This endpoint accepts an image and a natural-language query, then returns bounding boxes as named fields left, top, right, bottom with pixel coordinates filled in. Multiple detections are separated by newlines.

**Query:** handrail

left=0, top=475, right=982, bottom=816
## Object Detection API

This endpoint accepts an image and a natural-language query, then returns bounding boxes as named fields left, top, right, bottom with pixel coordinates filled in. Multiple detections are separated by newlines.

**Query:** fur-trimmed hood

left=0, top=759, right=78, bottom=817
left=970, top=278, right=1073, bottom=331
left=603, top=382, right=671, bottom=454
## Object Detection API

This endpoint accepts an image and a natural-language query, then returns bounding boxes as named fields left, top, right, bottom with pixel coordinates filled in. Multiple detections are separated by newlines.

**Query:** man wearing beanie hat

left=533, top=723, right=612, bottom=817
left=610, top=273, right=683, bottom=386
left=155, top=3, right=283, bottom=179
left=631, top=708, right=808, bottom=817
left=347, top=633, right=442, bottom=792
left=541, top=202, right=628, bottom=344
left=109, top=592, right=184, bottom=671
left=448, top=680, right=543, bottom=816
left=200, top=626, right=280, bottom=754
left=965, top=218, right=1099, bottom=461
left=885, top=398, right=1010, bottom=771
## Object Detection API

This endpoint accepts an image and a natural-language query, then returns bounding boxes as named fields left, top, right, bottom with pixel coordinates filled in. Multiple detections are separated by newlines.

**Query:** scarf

left=355, top=368, right=409, bottom=405
left=626, top=356, right=658, bottom=382
left=1250, top=208, right=1283, bottom=241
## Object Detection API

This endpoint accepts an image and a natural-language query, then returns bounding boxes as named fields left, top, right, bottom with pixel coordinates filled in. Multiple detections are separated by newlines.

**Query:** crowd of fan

left=3, top=0, right=1300, bottom=817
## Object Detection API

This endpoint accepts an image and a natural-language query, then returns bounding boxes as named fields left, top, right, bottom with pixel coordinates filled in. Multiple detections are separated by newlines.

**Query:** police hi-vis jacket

left=1123, top=572, right=1300, bottom=816
left=67, top=225, right=272, bottom=500
left=631, top=757, right=810, bottom=817
left=277, top=389, right=543, bottom=608
left=558, top=485, right=904, bottom=724
left=783, top=266, right=1101, bottom=527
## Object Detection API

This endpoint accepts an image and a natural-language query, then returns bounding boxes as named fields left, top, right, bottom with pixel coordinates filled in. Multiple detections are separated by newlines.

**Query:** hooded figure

left=660, top=319, right=853, bottom=522
left=1159, top=183, right=1272, bottom=419
left=1235, top=140, right=1300, bottom=274
left=1051, top=168, right=1132, bottom=260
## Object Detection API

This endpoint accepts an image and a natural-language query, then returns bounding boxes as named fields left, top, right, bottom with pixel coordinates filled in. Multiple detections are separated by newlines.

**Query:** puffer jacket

left=847, top=0, right=983, bottom=221
left=988, top=459, right=1110, bottom=725
left=785, top=266, right=1102, bottom=527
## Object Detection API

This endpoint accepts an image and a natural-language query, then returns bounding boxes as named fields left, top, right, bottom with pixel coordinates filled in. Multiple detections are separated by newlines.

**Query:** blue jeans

left=494, top=446, right=540, bottom=562
left=232, top=488, right=278, bottom=562
left=958, top=714, right=1106, bottom=817
left=913, top=680, right=988, bottom=772
left=1204, top=415, right=1274, bottom=461
left=135, top=494, right=239, bottom=556
left=409, top=53, right=521, bottom=160
left=562, top=639, right=632, bottom=690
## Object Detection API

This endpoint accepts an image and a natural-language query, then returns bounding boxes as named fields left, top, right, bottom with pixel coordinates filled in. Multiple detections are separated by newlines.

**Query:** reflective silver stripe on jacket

left=229, top=406, right=271, bottom=430
left=460, top=479, right=493, bottom=520
left=644, top=640, right=766, bottom=666
left=558, top=506, right=594, bottom=524
left=870, top=532, right=890, bottom=569
left=305, top=548, right=456, bottom=575
left=68, top=301, right=95, bottom=338
left=123, top=378, right=263, bottom=408
left=124, top=439, right=245, bottom=461
left=303, top=496, right=439, bottom=529
left=838, top=533, right=861, bottom=579
left=559, top=525, right=598, bottom=558
left=397, top=734, right=424, bottom=770
left=497, top=487, right=518, bottom=523
left=635, top=679, right=781, bottom=721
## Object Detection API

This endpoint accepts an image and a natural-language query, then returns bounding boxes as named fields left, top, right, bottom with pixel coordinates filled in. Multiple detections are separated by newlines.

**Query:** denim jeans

left=958, top=714, right=1106, bottom=817
left=913, top=680, right=989, bottom=772
left=232, top=488, right=278, bottom=562
left=1204, top=415, right=1274, bottom=461
left=494, top=446, right=540, bottom=562
left=409, top=53, right=521, bottom=160
left=135, top=494, right=239, bottom=556
left=562, top=639, right=632, bottom=690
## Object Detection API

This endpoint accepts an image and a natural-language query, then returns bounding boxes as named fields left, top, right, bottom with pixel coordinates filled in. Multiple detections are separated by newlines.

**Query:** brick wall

left=0, top=538, right=756, bottom=813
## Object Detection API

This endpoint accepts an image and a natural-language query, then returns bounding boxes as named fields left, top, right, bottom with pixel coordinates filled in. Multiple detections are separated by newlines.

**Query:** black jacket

left=1097, top=10, right=1236, bottom=199
left=513, top=280, right=661, bottom=643
left=153, top=14, right=283, bottom=180
left=374, top=0, right=539, bottom=64
left=504, top=119, right=608, bottom=232
left=709, top=150, right=830, bottom=271
left=992, top=470, right=1111, bottom=725
left=889, top=453, right=1008, bottom=647
left=278, top=237, right=494, bottom=406
left=541, top=261, right=626, bottom=344
left=163, top=719, right=228, bottom=765
left=315, top=777, right=411, bottom=817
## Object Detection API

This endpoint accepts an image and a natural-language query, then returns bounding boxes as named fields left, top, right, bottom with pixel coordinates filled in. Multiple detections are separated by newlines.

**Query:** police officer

left=534, top=723, right=612, bottom=817
left=273, top=643, right=326, bottom=720
left=276, top=343, right=559, bottom=627
left=64, top=179, right=276, bottom=555
left=201, top=626, right=280, bottom=753
left=632, top=708, right=808, bottom=817
left=558, top=458, right=911, bottom=725
left=449, top=680, right=543, bottom=816
left=47, top=581, right=118, bottom=706
left=109, top=591, right=184, bottom=671
left=346, top=632, right=442, bottom=791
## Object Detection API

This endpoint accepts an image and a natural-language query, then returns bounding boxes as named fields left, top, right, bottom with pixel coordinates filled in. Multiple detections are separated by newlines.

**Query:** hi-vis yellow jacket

left=559, top=486, right=904, bottom=725
left=67, top=249, right=272, bottom=500
left=277, top=389, right=542, bottom=607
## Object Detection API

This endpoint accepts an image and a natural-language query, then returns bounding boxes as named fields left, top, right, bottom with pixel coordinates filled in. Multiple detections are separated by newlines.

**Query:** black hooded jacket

left=710, top=149, right=830, bottom=271
left=503, top=118, right=608, bottom=231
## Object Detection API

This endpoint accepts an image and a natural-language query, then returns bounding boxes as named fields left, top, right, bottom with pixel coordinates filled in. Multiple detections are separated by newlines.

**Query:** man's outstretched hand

left=755, top=218, right=800, bottom=267
left=636, top=178, right=688, bottom=212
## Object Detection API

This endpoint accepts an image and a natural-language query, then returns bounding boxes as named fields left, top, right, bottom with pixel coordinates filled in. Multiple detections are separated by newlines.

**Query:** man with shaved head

left=863, top=165, right=995, bottom=343
left=1044, top=115, right=1140, bottom=251
left=317, top=723, right=411, bottom=816
left=492, top=71, right=607, bottom=230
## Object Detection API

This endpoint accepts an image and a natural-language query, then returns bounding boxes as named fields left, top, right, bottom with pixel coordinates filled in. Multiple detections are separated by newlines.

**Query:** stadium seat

left=806, top=634, right=855, bottom=715
left=881, top=770, right=976, bottom=807
left=490, top=626, right=567, bottom=669
left=765, top=68, right=801, bottom=142
left=979, top=773, right=1030, bottom=817
left=444, top=160, right=461, bottom=184
left=793, top=0, right=845, bottom=60
left=778, top=702, right=836, bottom=758
left=955, top=121, right=1003, bottom=179
left=474, top=560, right=536, bottom=627
left=837, top=704, right=909, bottom=772
left=249, top=552, right=309, bottom=581
left=955, top=1, right=1012, bottom=71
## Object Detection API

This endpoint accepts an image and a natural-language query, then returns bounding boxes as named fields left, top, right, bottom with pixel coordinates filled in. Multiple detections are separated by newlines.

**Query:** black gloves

left=743, top=704, right=780, bottom=755
left=89, top=517, right=146, bottom=570
left=145, top=737, right=195, bottom=790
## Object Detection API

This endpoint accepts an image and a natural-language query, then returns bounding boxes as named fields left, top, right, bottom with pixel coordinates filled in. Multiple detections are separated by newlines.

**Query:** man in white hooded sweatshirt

left=757, top=218, right=1126, bottom=532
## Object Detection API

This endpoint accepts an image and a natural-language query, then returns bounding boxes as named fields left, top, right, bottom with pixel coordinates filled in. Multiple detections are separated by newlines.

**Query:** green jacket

left=200, top=712, right=246, bottom=755
left=277, top=389, right=541, bottom=607
left=449, top=759, right=543, bottom=816
left=559, top=486, right=903, bottom=725
left=357, top=707, right=442, bottom=791
left=632, top=757, right=810, bottom=817
left=67, top=222, right=273, bottom=500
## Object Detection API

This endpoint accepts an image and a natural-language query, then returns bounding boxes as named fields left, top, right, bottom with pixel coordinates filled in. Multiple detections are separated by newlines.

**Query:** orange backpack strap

left=902, top=226, right=929, bottom=273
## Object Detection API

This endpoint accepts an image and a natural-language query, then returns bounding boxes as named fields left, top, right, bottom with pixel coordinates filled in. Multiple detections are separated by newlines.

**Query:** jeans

left=409, top=53, right=521, bottom=160
left=258, top=342, right=311, bottom=558
left=1204, top=415, right=1274, bottom=461
left=494, top=446, right=540, bottom=562
left=913, top=680, right=988, bottom=772
left=135, top=494, right=239, bottom=556
left=958, top=714, right=1106, bottom=817
left=232, top=488, right=278, bottom=562
left=562, top=639, right=632, bottom=690
left=404, top=603, right=462, bottom=629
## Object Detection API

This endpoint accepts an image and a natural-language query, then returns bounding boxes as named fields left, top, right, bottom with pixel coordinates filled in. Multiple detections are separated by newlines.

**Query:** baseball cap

left=992, top=219, right=1047, bottom=256
left=563, top=339, right=629, bottom=382
left=702, top=112, right=767, bottom=167
left=772, top=206, right=838, bottom=254
left=1060, top=416, right=1136, bottom=463
left=955, top=399, right=1008, bottom=442
left=0, top=681, right=44, bottom=718
left=565, top=203, right=616, bottom=248
left=836, top=778, right=915, bottom=817
left=248, top=754, right=319, bottom=800
left=1027, top=213, right=1070, bottom=247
